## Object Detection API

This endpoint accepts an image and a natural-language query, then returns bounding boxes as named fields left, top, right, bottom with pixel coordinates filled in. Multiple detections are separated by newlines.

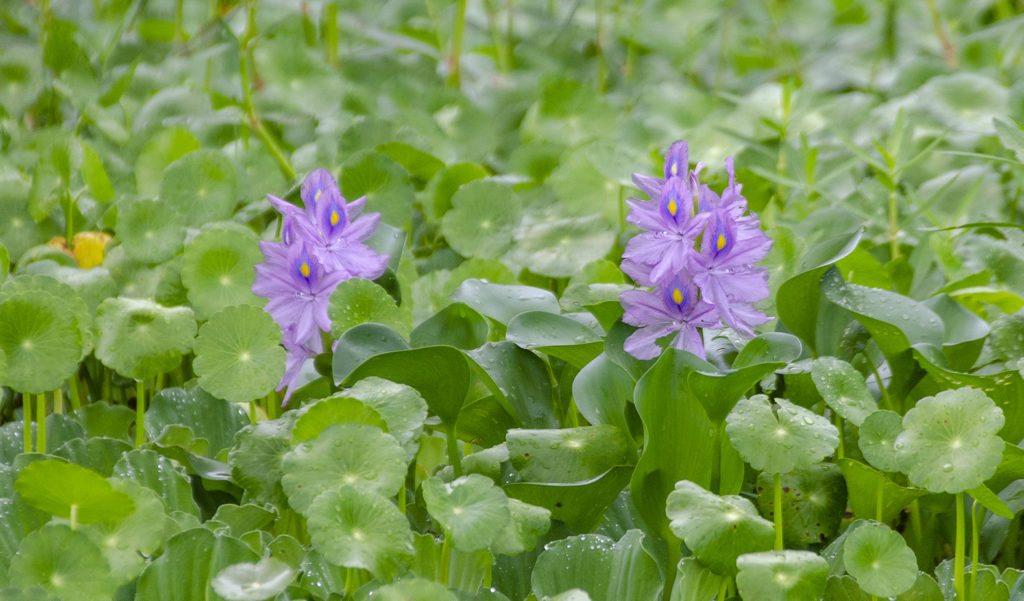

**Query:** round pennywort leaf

left=193, top=305, right=286, bottom=403
left=735, top=550, right=829, bottom=601
left=842, top=521, right=917, bottom=597
left=15, top=459, right=134, bottom=523
left=422, top=474, right=511, bottom=552
left=95, top=297, right=196, bottom=380
left=725, top=395, right=839, bottom=474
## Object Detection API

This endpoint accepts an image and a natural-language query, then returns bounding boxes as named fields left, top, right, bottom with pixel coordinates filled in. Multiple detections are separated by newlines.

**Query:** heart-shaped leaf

left=450, top=279, right=559, bottom=325
left=507, top=425, right=634, bottom=483
left=506, top=311, right=603, bottom=368
left=837, top=459, right=928, bottom=524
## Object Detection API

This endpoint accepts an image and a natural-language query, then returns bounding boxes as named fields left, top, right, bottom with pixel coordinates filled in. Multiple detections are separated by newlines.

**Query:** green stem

left=64, top=192, right=73, bottom=247
left=448, top=0, right=467, bottom=86
left=36, top=394, right=47, bottom=452
left=924, top=0, right=957, bottom=66
left=323, top=2, right=339, bottom=68
left=265, top=392, right=278, bottom=420
left=70, top=504, right=78, bottom=531
left=53, top=387, right=63, bottom=415
left=774, top=472, right=784, bottom=550
left=67, top=375, right=82, bottom=412
left=174, top=0, right=185, bottom=42
left=888, top=188, right=900, bottom=259
left=971, top=500, right=982, bottom=601
left=344, top=567, right=357, bottom=597
left=663, top=539, right=680, bottom=601
left=23, top=394, right=32, bottom=453
left=861, top=350, right=892, bottom=411
left=249, top=401, right=259, bottom=424
left=955, top=493, right=965, bottom=601
left=440, top=533, right=451, bottom=586
left=505, top=0, right=515, bottom=70
left=445, top=423, right=463, bottom=478
left=135, top=379, right=145, bottom=448
left=717, top=577, right=728, bottom=601
left=836, top=416, right=845, bottom=459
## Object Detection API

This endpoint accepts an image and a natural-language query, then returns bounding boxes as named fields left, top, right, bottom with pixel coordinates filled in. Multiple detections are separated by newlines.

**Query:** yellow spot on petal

left=672, top=288, right=683, bottom=305
left=300, top=262, right=310, bottom=278
left=315, top=189, right=322, bottom=202
left=717, top=233, right=727, bottom=251
left=667, top=198, right=678, bottom=216
left=670, top=163, right=678, bottom=176
left=330, top=211, right=340, bottom=226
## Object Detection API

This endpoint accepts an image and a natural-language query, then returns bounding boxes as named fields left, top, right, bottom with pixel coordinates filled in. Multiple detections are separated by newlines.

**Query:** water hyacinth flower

left=619, top=141, right=772, bottom=360
left=253, top=169, right=389, bottom=403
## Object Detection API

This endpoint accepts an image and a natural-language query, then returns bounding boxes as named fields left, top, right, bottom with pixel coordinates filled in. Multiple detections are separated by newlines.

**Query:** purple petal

left=301, top=169, right=342, bottom=213
left=664, top=140, right=689, bottom=180
left=632, top=173, right=663, bottom=201
left=668, top=324, right=706, bottom=358
left=624, top=323, right=679, bottom=360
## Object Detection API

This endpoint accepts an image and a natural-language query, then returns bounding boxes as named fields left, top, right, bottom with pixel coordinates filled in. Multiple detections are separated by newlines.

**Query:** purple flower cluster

left=619, top=141, right=772, bottom=360
left=253, top=169, right=388, bottom=402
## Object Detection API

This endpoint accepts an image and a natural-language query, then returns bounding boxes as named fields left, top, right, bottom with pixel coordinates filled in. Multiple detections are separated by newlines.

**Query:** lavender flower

left=619, top=141, right=772, bottom=360
left=621, top=278, right=720, bottom=359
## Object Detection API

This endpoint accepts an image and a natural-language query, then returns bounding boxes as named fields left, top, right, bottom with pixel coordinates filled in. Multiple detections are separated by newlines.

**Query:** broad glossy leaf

left=145, top=387, right=249, bottom=458
left=837, top=459, right=928, bottom=524
left=842, top=521, right=918, bottom=597
left=776, top=230, right=861, bottom=353
left=306, top=486, right=413, bottom=578
left=506, top=311, right=603, bottom=368
left=468, top=342, right=558, bottom=429
left=451, top=279, right=560, bottom=325
left=666, top=480, right=774, bottom=575
left=328, top=278, right=410, bottom=338
left=507, top=425, right=634, bottom=483
left=15, top=459, right=134, bottom=523
left=52, top=437, right=132, bottom=477
left=504, top=466, right=634, bottom=533
left=411, top=302, right=489, bottom=349
left=422, top=475, right=511, bottom=552
left=530, top=530, right=660, bottom=601
left=282, top=423, right=406, bottom=512
left=332, top=323, right=410, bottom=384
left=193, top=305, right=286, bottom=404
left=811, top=357, right=877, bottom=426
left=343, top=345, right=470, bottom=425
left=490, top=499, right=551, bottom=556
left=732, top=332, right=803, bottom=368
left=669, top=557, right=726, bottom=601
left=989, top=311, right=1024, bottom=364
left=894, top=387, right=1005, bottom=493
left=735, top=550, right=829, bottom=601
left=180, top=223, right=263, bottom=320
left=572, top=354, right=637, bottom=443
left=921, top=294, right=989, bottom=370
left=9, top=524, right=116, bottom=601
left=135, top=528, right=258, bottom=601
left=95, top=297, right=196, bottom=381
left=112, top=449, right=201, bottom=517
left=725, top=395, right=839, bottom=474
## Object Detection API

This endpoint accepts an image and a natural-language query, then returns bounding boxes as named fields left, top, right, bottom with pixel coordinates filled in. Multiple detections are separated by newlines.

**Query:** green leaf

left=506, top=311, right=603, bottom=368
left=842, top=521, right=917, bottom=597
left=755, top=464, right=847, bottom=546
left=0, top=290, right=82, bottom=393
left=95, top=297, right=196, bottom=381
left=894, top=387, right=1005, bottom=493
left=428, top=162, right=490, bottom=219
left=836, top=459, right=928, bottom=524
left=340, top=151, right=415, bottom=228
left=112, top=449, right=201, bottom=518
left=504, top=466, right=634, bottom=533
left=180, top=223, right=263, bottom=320
left=442, top=180, right=520, bottom=259
left=115, top=196, right=186, bottom=263
left=423, top=474, right=511, bottom=552
left=989, top=311, right=1024, bottom=364
left=776, top=230, right=861, bottom=353
left=79, top=141, right=114, bottom=203
left=451, top=279, right=560, bottom=325
left=135, top=528, right=259, bottom=601
left=530, top=530, right=661, bottom=601
left=966, top=483, right=1013, bottom=519
left=375, top=141, right=445, bottom=183
left=490, top=499, right=551, bottom=556
left=343, top=346, right=471, bottom=425
left=9, top=524, right=116, bottom=601
left=858, top=410, right=903, bottom=472
left=993, top=117, right=1024, bottom=163
left=15, top=460, right=134, bottom=523
left=193, top=305, right=287, bottom=403
left=83, top=478, right=171, bottom=583
left=811, top=357, right=877, bottom=426
left=372, top=578, right=458, bottom=601
left=145, top=387, right=249, bottom=458
left=282, top=423, right=406, bottom=513
left=211, top=558, right=297, bottom=601
left=507, top=425, right=634, bottom=483
left=160, top=149, right=239, bottom=227
left=572, top=354, right=638, bottom=443
left=468, top=342, right=558, bottom=429
left=630, top=349, right=716, bottom=541
left=228, top=418, right=293, bottom=505
left=135, top=128, right=201, bottom=198
left=732, top=332, right=803, bottom=369
left=341, top=377, right=429, bottom=451
left=306, top=486, right=413, bottom=578
left=411, top=302, right=489, bottom=349
left=725, top=395, right=839, bottom=474
left=666, top=480, right=774, bottom=575
left=668, top=557, right=726, bottom=601
left=332, top=323, right=410, bottom=384
left=292, top=396, right=388, bottom=443
left=52, top=437, right=132, bottom=476
left=735, top=551, right=829, bottom=601
left=328, top=278, right=410, bottom=338
left=509, top=215, right=615, bottom=278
